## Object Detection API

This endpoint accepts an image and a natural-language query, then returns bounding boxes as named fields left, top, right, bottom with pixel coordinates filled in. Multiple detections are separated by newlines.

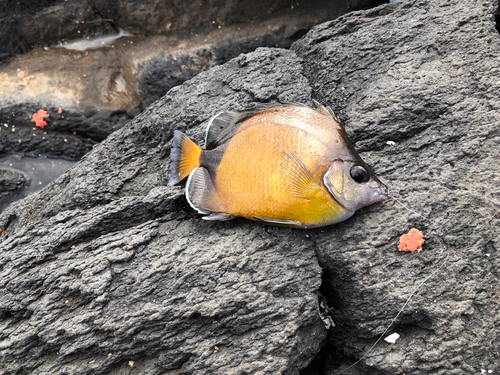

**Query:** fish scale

left=215, top=123, right=326, bottom=219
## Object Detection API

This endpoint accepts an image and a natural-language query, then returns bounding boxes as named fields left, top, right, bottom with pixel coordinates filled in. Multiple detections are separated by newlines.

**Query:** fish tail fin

left=168, top=130, right=202, bottom=186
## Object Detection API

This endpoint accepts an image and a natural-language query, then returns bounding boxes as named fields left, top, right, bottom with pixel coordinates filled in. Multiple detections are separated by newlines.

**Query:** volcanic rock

left=0, top=168, right=29, bottom=198
left=293, top=0, right=500, bottom=373
left=1, top=0, right=499, bottom=374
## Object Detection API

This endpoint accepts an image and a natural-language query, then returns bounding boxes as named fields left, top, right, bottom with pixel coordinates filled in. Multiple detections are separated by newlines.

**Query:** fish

left=168, top=101, right=388, bottom=228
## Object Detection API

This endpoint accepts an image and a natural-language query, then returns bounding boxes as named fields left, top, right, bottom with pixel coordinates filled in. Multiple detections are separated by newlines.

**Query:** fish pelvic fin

left=168, top=130, right=202, bottom=186
left=280, top=151, right=323, bottom=199
left=252, top=216, right=303, bottom=228
left=186, top=167, right=228, bottom=218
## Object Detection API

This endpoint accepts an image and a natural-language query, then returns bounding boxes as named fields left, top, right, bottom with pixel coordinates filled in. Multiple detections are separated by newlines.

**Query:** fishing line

left=336, top=192, right=448, bottom=374
left=388, top=194, right=430, bottom=221
left=337, top=252, right=449, bottom=374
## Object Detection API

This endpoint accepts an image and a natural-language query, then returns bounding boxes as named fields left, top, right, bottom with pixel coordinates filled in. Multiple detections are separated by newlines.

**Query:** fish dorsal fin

left=279, top=151, right=320, bottom=199
left=312, top=99, right=341, bottom=123
left=204, top=105, right=281, bottom=150
left=204, top=111, right=242, bottom=150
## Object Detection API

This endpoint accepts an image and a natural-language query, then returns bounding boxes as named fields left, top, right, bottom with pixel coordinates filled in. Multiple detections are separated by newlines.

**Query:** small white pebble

left=384, top=332, right=400, bottom=344
left=386, top=141, right=396, bottom=146
left=485, top=254, right=490, bottom=257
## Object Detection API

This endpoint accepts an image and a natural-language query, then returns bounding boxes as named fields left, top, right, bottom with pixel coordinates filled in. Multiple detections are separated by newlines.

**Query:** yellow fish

left=168, top=102, right=388, bottom=228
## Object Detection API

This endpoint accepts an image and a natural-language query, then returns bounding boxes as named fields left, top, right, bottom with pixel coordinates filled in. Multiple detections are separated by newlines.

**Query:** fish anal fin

left=279, top=151, right=321, bottom=199
left=168, top=130, right=202, bottom=186
left=252, top=216, right=302, bottom=228
left=186, top=167, right=226, bottom=216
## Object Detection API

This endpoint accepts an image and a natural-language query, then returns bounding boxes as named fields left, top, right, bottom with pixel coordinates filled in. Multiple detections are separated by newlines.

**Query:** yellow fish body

left=168, top=102, right=388, bottom=228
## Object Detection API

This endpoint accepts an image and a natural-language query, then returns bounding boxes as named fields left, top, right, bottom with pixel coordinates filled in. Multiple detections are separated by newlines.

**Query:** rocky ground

left=0, top=0, right=383, bottom=209
left=1, top=0, right=500, bottom=374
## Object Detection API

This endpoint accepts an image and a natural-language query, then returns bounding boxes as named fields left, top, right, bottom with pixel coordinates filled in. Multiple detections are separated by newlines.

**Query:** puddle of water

left=0, top=153, right=77, bottom=213
left=59, top=28, right=132, bottom=51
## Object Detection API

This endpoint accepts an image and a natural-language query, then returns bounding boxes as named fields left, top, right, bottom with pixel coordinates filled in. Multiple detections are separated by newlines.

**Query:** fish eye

left=350, top=166, right=369, bottom=183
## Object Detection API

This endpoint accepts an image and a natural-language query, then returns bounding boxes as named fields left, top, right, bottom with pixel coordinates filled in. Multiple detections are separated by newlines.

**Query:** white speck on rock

left=384, top=332, right=400, bottom=344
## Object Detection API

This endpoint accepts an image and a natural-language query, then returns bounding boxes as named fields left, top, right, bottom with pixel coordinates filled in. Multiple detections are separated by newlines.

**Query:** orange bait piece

left=398, top=228, right=425, bottom=253
left=33, top=109, right=48, bottom=128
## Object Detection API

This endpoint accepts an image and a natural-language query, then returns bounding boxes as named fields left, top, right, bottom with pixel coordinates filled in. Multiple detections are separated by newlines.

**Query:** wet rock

left=0, top=48, right=325, bottom=374
left=0, top=168, right=29, bottom=197
left=138, top=31, right=302, bottom=108
left=292, top=0, right=500, bottom=373
left=90, top=0, right=299, bottom=36
left=0, top=0, right=384, bottom=158
left=0, top=154, right=78, bottom=213
left=0, top=112, right=95, bottom=160
left=0, top=0, right=117, bottom=61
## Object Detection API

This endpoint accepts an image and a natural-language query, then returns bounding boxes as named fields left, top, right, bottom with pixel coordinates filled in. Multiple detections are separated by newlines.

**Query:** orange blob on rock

left=32, top=109, right=48, bottom=128
left=398, top=228, right=425, bottom=253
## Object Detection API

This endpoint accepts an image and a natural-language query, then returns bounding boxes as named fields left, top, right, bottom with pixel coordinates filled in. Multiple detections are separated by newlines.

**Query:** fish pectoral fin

left=252, top=216, right=302, bottom=227
left=202, top=213, right=235, bottom=221
left=186, top=167, right=225, bottom=215
left=279, top=151, right=322, bottom=199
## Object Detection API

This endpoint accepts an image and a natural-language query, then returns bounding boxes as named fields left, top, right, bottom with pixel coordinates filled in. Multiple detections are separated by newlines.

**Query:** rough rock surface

left=0, top=49, right=325, bottom=374
left=1, top=1, right=500, bottom=375
left=0, top=169, right=29, bottom=198
left=292, top=0, right=500, bottom=373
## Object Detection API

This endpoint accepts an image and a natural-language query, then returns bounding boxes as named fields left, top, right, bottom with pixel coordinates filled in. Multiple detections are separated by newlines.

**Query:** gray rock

left=0, top=168, right=29, bottom=196
left=292, top=0, right=500, bottom=373
left=1, top=0, right=499, bottom=374
left=0, top=48, right=325, bottom=374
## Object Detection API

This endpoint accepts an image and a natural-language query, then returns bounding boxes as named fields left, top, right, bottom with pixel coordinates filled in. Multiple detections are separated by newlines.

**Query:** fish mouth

left=375, top=182, right=389, bottom=201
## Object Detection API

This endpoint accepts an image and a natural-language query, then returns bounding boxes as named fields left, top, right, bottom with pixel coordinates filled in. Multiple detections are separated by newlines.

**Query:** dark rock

left=0, top=110, right=95, bottom=160
left=0, top=0, right=117, bottom=61
left=2, top=0, right=499, bottom=374
left=0, top=48, right=325, bottom=374
left=292, top=0, right=500, bottom=373
left=0, top=168, right=29, bottom=197
left=138, top=30, right=301, bottom=108
left=90, top=0, right=306, bottom=37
